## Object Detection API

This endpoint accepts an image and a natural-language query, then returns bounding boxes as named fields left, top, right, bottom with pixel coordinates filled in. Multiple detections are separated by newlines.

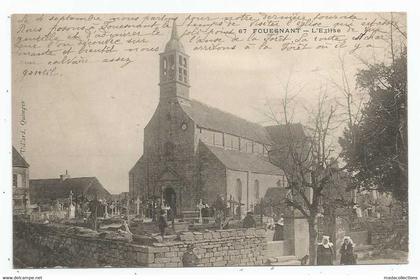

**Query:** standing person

left=317, top=235, right=334, bottom=265
left=213, top=194, right=226, bottom=229
left=266, top=215, right=275, bottom=230
left=157, top=210, right=168, bottom=241
left=340, top=236, right=356, bottom=265
left=273, top=214, right=285, bottom=241
left=202, top=204, right=209, bottom=218
left=167, top=207, right=175, bottom=230
left=242, top=211, right=256, bottom=228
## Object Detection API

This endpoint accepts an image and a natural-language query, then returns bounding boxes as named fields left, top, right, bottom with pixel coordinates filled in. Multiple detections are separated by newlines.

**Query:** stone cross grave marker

left=197, top=199, right=205, bottom=224
left=68, top=190, right=75, bottom=219
left=136, top=197, right=141, bottom=215
left=109, top=203, right=115, bottom=216
left=69, top=190, right=73, bottom=205
left=104, top=200, right=108, bottom=218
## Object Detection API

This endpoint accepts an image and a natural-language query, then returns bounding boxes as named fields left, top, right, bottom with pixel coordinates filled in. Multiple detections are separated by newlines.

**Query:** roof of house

left=203, top=143, right=284, bottom=176
left=265, top=123, right=308, bottom=145
left=12, top=147, right=29, bottom=168
left=29, top=177, right=111, bottom=204
left=181, top=99, right=272, bottom=144
left=111, top=192, right=130, bottom=201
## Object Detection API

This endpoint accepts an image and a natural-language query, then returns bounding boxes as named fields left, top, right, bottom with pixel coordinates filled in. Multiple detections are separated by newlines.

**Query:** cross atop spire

left=165, top=19, right=185, bottom=52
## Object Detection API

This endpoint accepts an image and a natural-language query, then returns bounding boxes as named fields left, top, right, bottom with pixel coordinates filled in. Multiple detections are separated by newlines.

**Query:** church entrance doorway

left=164, top=187, right=177, bottom=218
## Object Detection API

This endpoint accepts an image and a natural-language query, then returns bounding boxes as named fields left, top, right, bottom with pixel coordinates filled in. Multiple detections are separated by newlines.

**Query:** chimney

left=60, top=170, right=70, bottom=181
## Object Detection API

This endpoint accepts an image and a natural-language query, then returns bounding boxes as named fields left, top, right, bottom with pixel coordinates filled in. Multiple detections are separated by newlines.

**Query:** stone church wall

left=134, top=100, right=198, bottom=209
left=14, top=221, right=268, bottom=268
left=129, top=157, right=146, bottom=200
left=197, top=142, right=226, bottom=205
left=226, top=169, right=283, bottom=213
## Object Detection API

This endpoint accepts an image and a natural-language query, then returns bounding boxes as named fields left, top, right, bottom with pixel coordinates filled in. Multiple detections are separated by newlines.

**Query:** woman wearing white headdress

left=317, top=235, right=334, bottom=265
left=340, top=236, right=355, bottom=265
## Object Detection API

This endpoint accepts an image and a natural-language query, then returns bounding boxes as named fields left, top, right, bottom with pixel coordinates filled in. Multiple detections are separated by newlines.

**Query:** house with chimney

left=29, top=171, right=111, bottom=209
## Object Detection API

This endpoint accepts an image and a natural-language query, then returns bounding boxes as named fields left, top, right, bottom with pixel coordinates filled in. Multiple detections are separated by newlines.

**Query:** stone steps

left=181, top=211, right=200, bottom=223
left=265, top=240, right=292, bottom=258
left=265, top=255, right=301, bottom=266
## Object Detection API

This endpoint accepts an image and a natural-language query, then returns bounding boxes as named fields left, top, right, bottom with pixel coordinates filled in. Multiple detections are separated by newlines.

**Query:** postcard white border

left=1, top=1, right=419, bottom=280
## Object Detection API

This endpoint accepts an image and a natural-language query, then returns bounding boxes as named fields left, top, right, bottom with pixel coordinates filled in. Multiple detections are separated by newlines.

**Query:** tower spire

left=171, top=19, right=179, bottom=40
left=165, top=19, right=184, bottom=52
left=160, top=20, right=190, bottom=101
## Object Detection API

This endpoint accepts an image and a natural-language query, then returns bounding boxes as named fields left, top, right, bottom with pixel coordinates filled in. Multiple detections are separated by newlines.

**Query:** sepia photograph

left=4, top=7, right=413, bottom=274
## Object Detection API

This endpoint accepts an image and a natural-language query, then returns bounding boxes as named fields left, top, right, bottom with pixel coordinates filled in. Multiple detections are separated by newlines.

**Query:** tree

left=339, top=51, right=407, bottom=202
left=263, top=78, right=343, bottom=265
left=319, top=165, right=355, bottom=247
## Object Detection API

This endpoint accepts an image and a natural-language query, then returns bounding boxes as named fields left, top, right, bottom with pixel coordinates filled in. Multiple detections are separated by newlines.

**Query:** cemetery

left=13, top=187, right=408, bottom=268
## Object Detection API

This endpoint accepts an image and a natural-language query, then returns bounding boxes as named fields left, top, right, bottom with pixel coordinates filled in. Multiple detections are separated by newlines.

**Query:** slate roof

left=12, top=147, right=29, bottom=168
left=181, top=99, right=272, bottom=144
left=29, top=177, right=111, bottom=204
left=129, top=156, right=144, bottom=174
left=265, top=123, right=308, bottom=145
left=203, top=143, right=284, bottom=176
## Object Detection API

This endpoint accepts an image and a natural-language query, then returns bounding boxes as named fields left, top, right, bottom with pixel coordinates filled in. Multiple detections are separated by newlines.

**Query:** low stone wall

left=173, top=229, right=267, bottom=267
left=14, top=221, right=268, bottom=268
left=14, top=221, right=150, bottom=267
left=367, top=219, right=408, bottom=251
left=348, top=231, right=369, bottom=246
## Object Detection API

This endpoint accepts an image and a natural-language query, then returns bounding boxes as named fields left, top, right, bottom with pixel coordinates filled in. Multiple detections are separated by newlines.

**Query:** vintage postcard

left=10, top=12, right=408, bottom=269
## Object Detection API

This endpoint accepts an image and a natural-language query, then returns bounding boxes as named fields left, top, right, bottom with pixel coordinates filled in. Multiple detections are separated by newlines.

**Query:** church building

left=129, top=22, right=291, bottom=218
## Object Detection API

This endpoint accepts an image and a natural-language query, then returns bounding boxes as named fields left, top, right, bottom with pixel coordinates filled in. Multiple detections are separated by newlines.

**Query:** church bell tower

left=159, top=20, right=190, bottom=101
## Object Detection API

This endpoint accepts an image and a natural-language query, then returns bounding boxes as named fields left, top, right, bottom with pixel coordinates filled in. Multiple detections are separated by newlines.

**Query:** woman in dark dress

left=317, top=235, right=334, bottom=265
left=272, top=215, right=284, bottom=241
left=340, top=236, right=355, bottom=265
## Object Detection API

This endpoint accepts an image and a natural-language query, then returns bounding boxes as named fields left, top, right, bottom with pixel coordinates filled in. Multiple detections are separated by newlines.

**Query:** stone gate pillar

left=284, top=210, right=310, bottom=258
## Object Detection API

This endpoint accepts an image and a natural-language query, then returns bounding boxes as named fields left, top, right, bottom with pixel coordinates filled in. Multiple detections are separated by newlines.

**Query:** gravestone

left=68, top=204, right=75, bottom=219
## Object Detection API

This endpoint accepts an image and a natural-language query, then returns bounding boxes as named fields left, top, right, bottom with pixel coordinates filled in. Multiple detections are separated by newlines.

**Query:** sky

left=11, top=12, right=405, bottom=194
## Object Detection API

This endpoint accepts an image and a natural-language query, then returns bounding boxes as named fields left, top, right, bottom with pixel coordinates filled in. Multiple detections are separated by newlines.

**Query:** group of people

left=317, top=235, right=356, bottom=265
left=242, top=212, right=285, bottom=241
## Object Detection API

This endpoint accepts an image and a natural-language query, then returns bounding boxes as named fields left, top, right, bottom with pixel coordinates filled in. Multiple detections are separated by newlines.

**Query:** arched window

left=254, top=179, right=260, bottom=200
left=236, top=179, right=242, bottom=202
left=162, top=58, right=168, bottom=77
left=169, top=55, right=175, bottom=79
left=163, top=58, right=167, bottom=69
left=183, top=69, right=188, bottom=83
left=178, top=67, right=183, bottom=81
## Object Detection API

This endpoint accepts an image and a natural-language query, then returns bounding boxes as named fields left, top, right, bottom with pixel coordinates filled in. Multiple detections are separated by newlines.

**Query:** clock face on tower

left=181, top=122, right=188, bottom=131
